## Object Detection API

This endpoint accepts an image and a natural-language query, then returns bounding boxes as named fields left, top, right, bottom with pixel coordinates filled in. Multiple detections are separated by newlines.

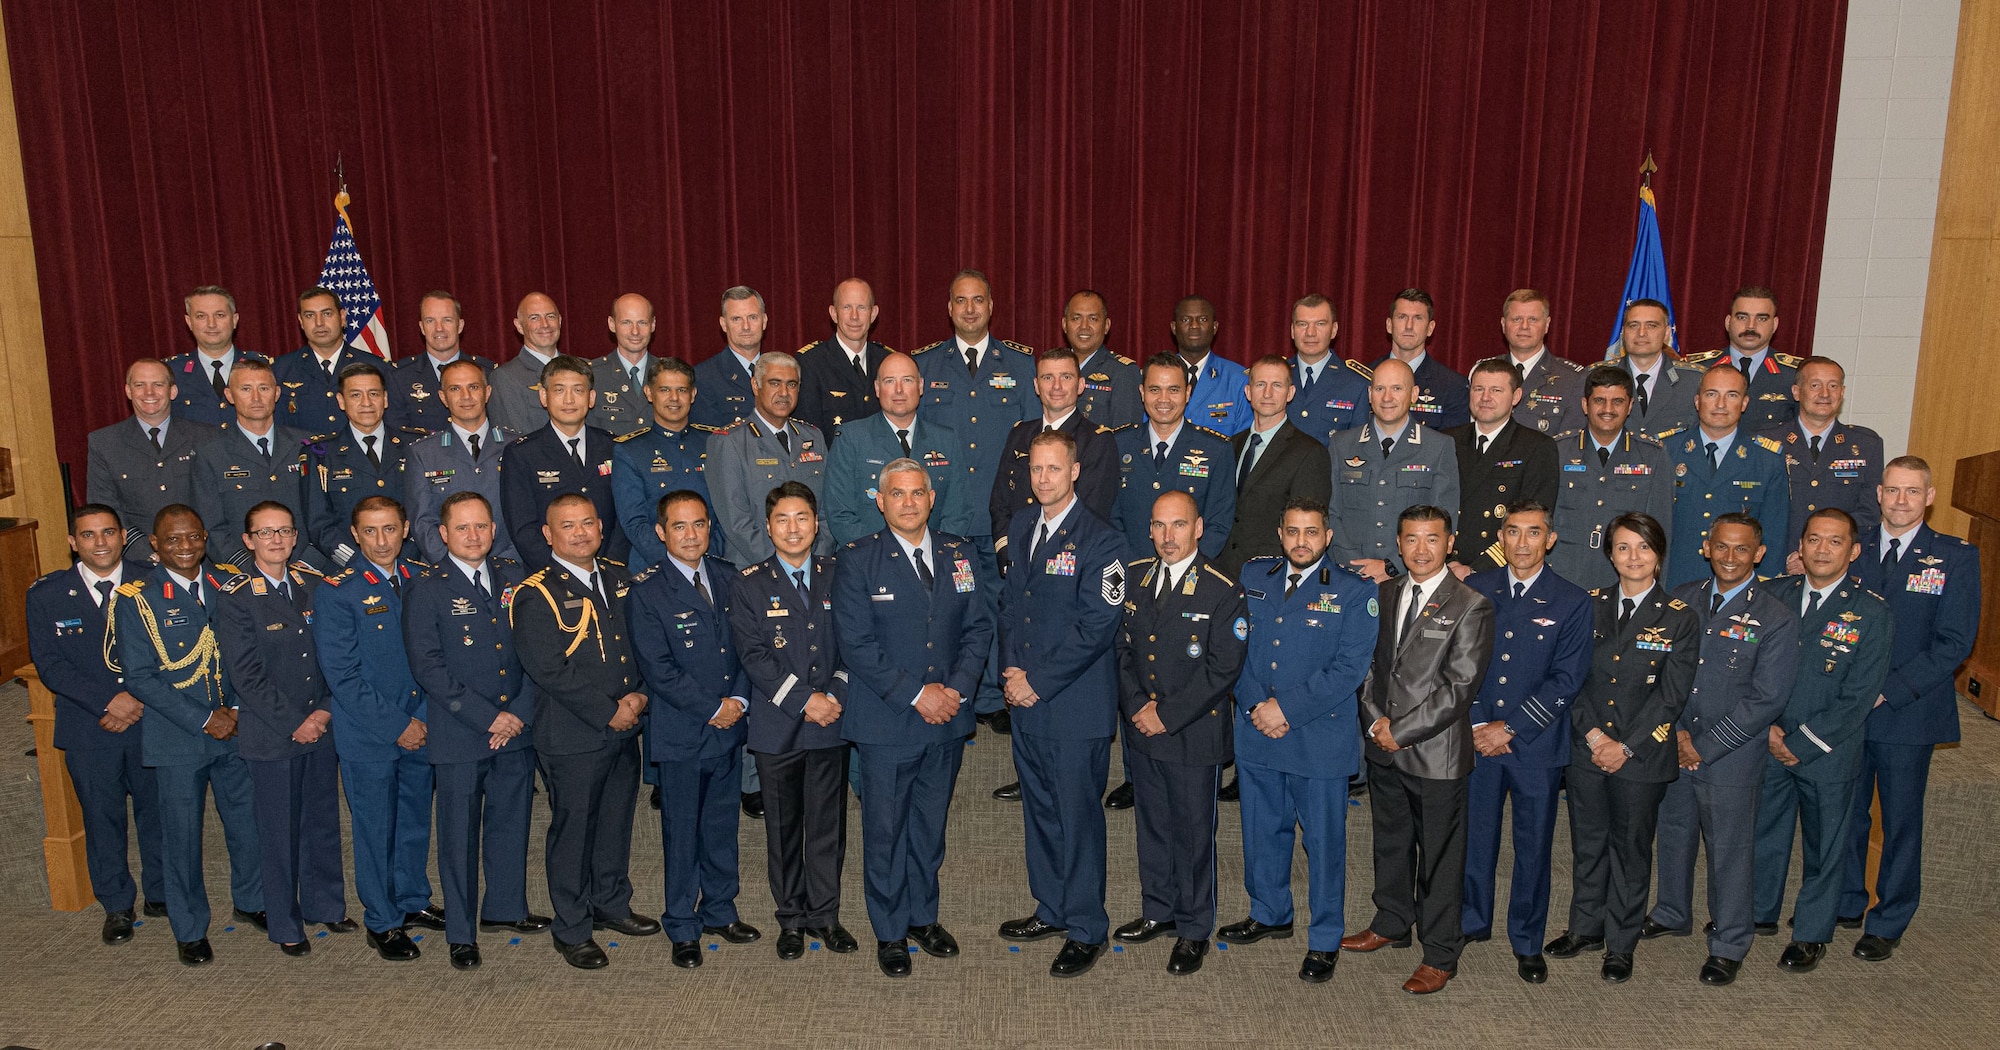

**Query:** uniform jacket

left=705, top=414, right=832, bottom=565
left=1234, top=555, right=1379, bottom=778
left=1446, top=420, right=1558, bottom=569
left=794, top=338, right=893, bottom=440
left=1568, top=584, right=1701, bottom=782
left=1110, top=422, right=1236, bottom=561
left=989, top=411, right=1119, bottom=546
left=272, top=345, right=373, bottom=435
left=1672, top=578, right=1799, bottom=787
left=483, top=350, right=553, bottom=438
left=1511, top=351, right=1590, bottom=437
left=1360, top=570, right=1496, bottom=780
left=214, top=562, right=332, bottom=763
left=611, top=422, right=722, bottom=570
left=1327, top=420, right=1460, bottom=567
left=1548, top=428, right=1675, bottom=593
left=1368, top=353, right=1469, bottom=431
left=498, top=423, right=628, bottom=569
left=1662, top=426, right=1790, bottom=587
left=998, top=502, right=1127, bottom=740
left=833, top=530, right=993, bottom=746
left=1766, top=574, right=1892, bottom=781
left=401, top=557, right=537, bottom=765
left=1185, top=353, right=1252, bottom=437
left=87, top=417, right=215, bottom=558
left=303, top=425, right=422, bottom=567
left=690, top=348, right=759, bottom=431
left=512, top=558, right=639, bottom=756
left=191, top=421, right=317, bottom=569
left=28, top=560, right=152, bottom=751
left=585, top=352, right=661, bottom=437
left=1288, top=355, right=1371, bottom=437
left=1116, top=555, right=1247, bottom=766
left=1756, top=420, right=1884, bottom=544
left=1463, top=566, right=1593, bottom=768
left=1683, top=347, right=1801, bottom=432
left=626, top=554, right=749, bottom=762
left=387, top=352, right=495, bottom=435
left=405, top=421, right=520, bottom=564
left=1608, top=354, right=1705, bottom=441
left=915, top=338, right=1041, bottom=527
left=313, top=560, right=426, bottom=763
left=1217, top=421, right=1331, bottom=579
left=728, top=554, right=848, bottom=755
left=1856, top=523, right=1981, bottom=746
left=824, top=413, right=974, bottom=545
left=164, top=349, right=270, bottom=429
left=1074, top=348, right=1143, bottom=430
left=110, top=564, right=239, bottom=767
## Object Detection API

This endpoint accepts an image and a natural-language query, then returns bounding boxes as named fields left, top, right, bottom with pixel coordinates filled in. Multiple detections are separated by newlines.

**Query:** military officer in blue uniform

left=213, top=501, right=349, bottom=958
left=613, top=357, right=722, bottom=569
left=628, top=489, right=761, bottom=966
left=273, top=285, right=372, bottom=435
left=192, top=358, right=320, bottom=570
left=1110, top=353, right=1236, bottom=561
left=1217, top=497, right=1378, bottom=983
left=729, top=482, right=857, bottom=959
left=28, top=505, right=164, bottom=944
left=402, top=491, right=548, bottom=971
left=108, top=506, right=267, bottom=965
left=988, top=348, right=1120, bottom=559
left=1681, top=286, right=1800, bottom=433
left=1165, top=296, right=1250, bottom=436
left=1499, top=290, right=1590, bottom=437
left=389, top=290, right=495, bottom=435
left=1061, top=290, right=1142, bottom=430
left=793, top=278, right=894, bottom=441
left=1644, top=512, right=1798, bottom=985
left=303, top=362, right=421, bottom=568
left=498, top=354, right=629, bottom=569
left=1754, top=508, right=1892, bottom=973
left=88, top=358, right=217, bottom=559
left=1327, top=357, right=1461, bottom=582
left=512, top=493, right=658, bottom=969
left=1458, top=501, right=1593, bottom=983
left=1112, top=491, right=1247, bottom=975
left=1286, top=293, right=1371, bottom=436
left=825, top=352, right=974, bottom=546
left=833, top=459, right=993, bottom=977
left=1757, top=357, right=1883, bottom=573
left=1661, top=365, right=1790, bottom=588
left=1840, top=457, right=1981, bottom=962
left=993, top=430, right=1128, bottom=979
left=692, top=286, right=768, bottom=430
left=1549, top=367, right=1675, bottom=592
left=167, top=285, right=266, bottom=429
left=405, top=358, right=520, bottom=564
left=1607, top=299, right=1706, bottom=441
left=1370, top=289, right=1470, bottom=431
left=586, top=293, right=663, bottom=437
left=314, top=495, right=442, bottom=959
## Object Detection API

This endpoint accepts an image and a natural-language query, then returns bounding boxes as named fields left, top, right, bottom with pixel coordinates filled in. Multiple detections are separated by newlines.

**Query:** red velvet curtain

left=6, top=1, right=1846, bottom=482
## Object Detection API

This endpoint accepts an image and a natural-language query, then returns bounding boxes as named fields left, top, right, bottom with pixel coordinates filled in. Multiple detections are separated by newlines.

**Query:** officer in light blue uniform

left=1169, top=296, right=1252, bottom=437
left=404, top=358, right=519, bottom=564
left=611, top=357, right=722, bottom=570
left=825, top=351, right=974, bottom=546
left=272, top=285, right=372, bottom=435
left=303, top=362, right=422, bottom=569
left=1110, top=353, right=1236, bottom=561
left=1326, top=358, right=1460, bottom=580
left=167, top=285, right=265, bottom=429
left=1660, top=364, right=1790, bottom=588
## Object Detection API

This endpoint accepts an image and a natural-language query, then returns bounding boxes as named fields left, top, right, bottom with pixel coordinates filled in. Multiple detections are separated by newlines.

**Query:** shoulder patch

left=218, top=572, right=253, bottom=594
left=1667, top=597, right=1689, bottom=610
left=614, top=427, right=652, bottom=443
left=1771, top=352, right=1804, bottom=368
left=1000, top=339, right=1035, bottom=355
left=1754, top=435, right=1784, bottom=454
left=1681, top=348, right=1726, bottom=366
left=116, top=580, right=146, bottom=598
left=911, top=339, right=946, bottom=356
left=1343, top=359, right=1374, bottom=380
left=1111, top=352, right=1135, bottom=366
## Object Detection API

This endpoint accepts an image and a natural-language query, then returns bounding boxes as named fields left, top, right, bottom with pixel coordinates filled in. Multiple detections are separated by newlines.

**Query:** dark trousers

left=435, top=748, right=536, bottom=946
left=1651, top=775, right=1759, bottom=961
left=154, top=751, right=264, bottom=943
left=1013, top=732, right=1111, bottom=943
left=340, top=748, right=435, bottom=933
left=855, top=740, right=963, bottom=942
left=756, top=745, right=849, bottom=930
left=657, top=747, right=743, bottom=942
left=1239, top=760, right=1349, bottom=951
left=1565, top=767, right=1668, bottom=954
left=65, top=736, right=164, bottom=912
left=969, top=540, right=1005, bottom=715
left=1365, top=762, right=1469, bottom=970
left=1127, top=749, right=1220, bottom=940
left=1462, top=759, right=1564, bottom=955
left=1841, top=740, right=1933, bottom=938
left=246, top=748, right=346, bottom=945
left=1755, top=760, right=1859, bottom=942
left=540, top=737, right=641, bottom=945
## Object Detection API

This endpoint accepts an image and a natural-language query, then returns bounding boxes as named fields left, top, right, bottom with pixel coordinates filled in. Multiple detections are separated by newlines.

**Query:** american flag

left=318, top=189, right=392, bottom=359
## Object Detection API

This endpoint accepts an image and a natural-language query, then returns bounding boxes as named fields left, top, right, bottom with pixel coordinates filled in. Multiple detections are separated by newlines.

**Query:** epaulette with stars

left=629, top=565, right=658, bottom=584
left=290, top=561, right=325, bottom=577
left=614, top=427, right=651, bottom=443
left=999, top=339, right=1035, bottom=356
left=1189, top=424, right=1228, bottom=441
left=911, top=339, right=946, bottom=356
left=321, top=567, right=359, bottom=588
left=740, top=563, right=760, bottom=577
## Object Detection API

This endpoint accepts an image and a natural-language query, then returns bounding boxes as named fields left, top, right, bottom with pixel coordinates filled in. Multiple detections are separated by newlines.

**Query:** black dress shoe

left=976, top=708, right=1012, bottom=734
left=741, top=791, right=765, bottom=819
left=1299, top=949, right=1338, bottom=983
left=479, top=914, right=550, bottom=933
left=555, top=937, right=610, bottom=969
left=649, top=786, right=661, bottom=810
left=404, top=905, right=447, bottom=931
left=1697, top=955, right=1741, bottom=985
left=877, top=938, right=911, bottom=977
left=279, top=940, right=311, bottom=957
left=991, top=781, right=1022, bottom=802
left=1348, top=779, right=1368, bottom=800
left=1114, top=917, right=1176, bottom=943
left=907, top=923, right=958, bottom=958
left=1639, top=918, right=1689, bottom=939
left=1167, top=938, right=1208, bottom=975
left=368, top=927, right=422, bottom=961
left=595, top=913, right=663, bottom=937
left=1544, top=931, right=1604, bottom=958
left=177, top=938, right=213, bottom=966
left=322, top=917, right=359, bottom=934
left=1103, top=781, right=1135, bottom=810
left=1836, top=914, right=1864, bottom=930
left=1050, top=939, right=1105, bottom=978
left=448, top=942, right=480, bottom=970
left=1516, top=952, right=1548, bottom=984
left=1217, top=918, right=1294, bottom=944
left=671, top=940, right=702, bottom=968
left=813, top=924, right=859, bottom=953
left=1754, top=921, right=1779, bottom=936
left=1217, top=777, right=1239, bottom=802
left=776, top=928, right=805, bottom=960
left=1602, top=953, right=1634, bottom=982
left=999, top=915, right=1067, bottom=942
left=1778, top=940, right=1825, bottom=972
left=1853, top=933, right=1900, bottom=962
left=102, top=909, right=135, bottom=945
left=704, top=920, right=761, bottom=943
left=232, top=908, right=268, bottom=932
left=1464, top=928, right=1493, bottom=943
left=142, top=900, right=169, bottom=918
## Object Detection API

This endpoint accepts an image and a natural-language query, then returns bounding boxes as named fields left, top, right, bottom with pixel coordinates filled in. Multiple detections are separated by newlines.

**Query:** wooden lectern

left=1952, top=449, right=2000, bottom=719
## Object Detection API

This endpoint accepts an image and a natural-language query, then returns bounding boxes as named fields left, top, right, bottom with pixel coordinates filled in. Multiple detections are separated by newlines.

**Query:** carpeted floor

left=2, top=678, right=1997, bottom=1049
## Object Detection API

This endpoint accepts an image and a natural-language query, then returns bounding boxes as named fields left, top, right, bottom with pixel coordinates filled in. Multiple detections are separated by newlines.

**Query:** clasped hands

left=608, top=691, right=648, bottom=732
left=1002, top=667, right=1039, bottom=709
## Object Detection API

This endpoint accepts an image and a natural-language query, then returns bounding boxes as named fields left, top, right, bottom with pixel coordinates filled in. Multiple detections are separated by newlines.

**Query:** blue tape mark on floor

left=1216, top=943, right=1228, bottom=951
left=606, top=941, right=619, bottom=948
left=1111, top=945, right=1124, bottom=952
left=1008, top=945, right=1021, bottom=952
left=809, top=942, right=821, bottom=950
left=1348, top=797, right=1361, bottom=807
left=907, top=945, right=918, bottom=954
left=707, top=943, right=719, bottom=950
left=509, top=937, right=521, bottom=946
left=222, top=925, right=235, bottom=932
left=315, top=930, right=328, bottom=939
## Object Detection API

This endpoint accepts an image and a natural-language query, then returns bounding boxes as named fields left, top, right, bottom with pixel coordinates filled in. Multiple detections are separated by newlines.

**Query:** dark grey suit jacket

left=1217, top=421, right=1331, bottom=579
left=1359, top=571, right=1495, bottom=780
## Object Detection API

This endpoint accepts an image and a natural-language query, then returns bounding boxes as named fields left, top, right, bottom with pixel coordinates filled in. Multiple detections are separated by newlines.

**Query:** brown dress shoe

left=1339, top=929, right=1412, bottom=953
left=1402, top=963, right=1454, bottom=994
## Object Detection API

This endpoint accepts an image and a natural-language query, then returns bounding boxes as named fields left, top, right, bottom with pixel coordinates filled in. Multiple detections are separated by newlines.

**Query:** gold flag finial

left=1640, top=151, right=1658, bottom=188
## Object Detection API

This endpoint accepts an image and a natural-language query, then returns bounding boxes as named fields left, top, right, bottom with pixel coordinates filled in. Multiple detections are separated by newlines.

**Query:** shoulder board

left=307, top=432, right=338, bottom=445
left=1551, top=428, right=1580, bottom=442
left=1753, top=435, right=1784, bottom=454
left=845, top=540, right=860, bottom=550
left=1200, top=564, right=1234, bottom=584
left=321, top=567, right=358, bottom=587
left=1587, top=587, right=1604, bottom=598
left=213, top=562, right=242, bottom=575
left=1654, top=425, right=1688, bottom=440
left=1863, top=588, right=1888, bottom=602
left=218, top=572, right=254, bottom=594
left=691, top=423, right=722, bottom=434
left=1344, top=359, right=1374, bottom=380
left=1954, top=536, right=1972, bottom=546
left=493, top=557, right=520, bottom=568
left=1555, top=356, right=1588, bottom=373
left=629, top=565, right=658, bottom=584
left=521, top=568, right=551, bottom=586
left=600, top=558, right=626, bottom=569
left=1094, top=425, right=1115, bottom=434
left=1667, top=598, right=1689, bottom=610
left=1680, top=348, right=1727, bottom=366
left=1107, top=422, right=1140, bottom=433
left=1771, top=352, right=1804, bottom=368
left=911, top=340, right=946, bottom=356
left=794, top=341, right=822, bottom=355
left=1129, top=556, right=1158, bottom=568
left=1189, top=424, right=1228, bottom=441
left=740, top=564, right=760, bottom=576
left=999, top=339, right=1034, bottom=355
left=1243, top=555, right=1283, bottom=571
left=289, top=561, right=324, bottom=577
left=613, top=427, right=652, bottom=443
left=1634, top=433, right=1664, bottom=448
left=396, top=426, right=426, bottom=438
left=1338, top=564, right=1374, bottom=583
left=116, top=580, right=147, bottom=598
left=1110, top=352, right=1136, bottom=367
left=403, top=559, right=430, bottom=570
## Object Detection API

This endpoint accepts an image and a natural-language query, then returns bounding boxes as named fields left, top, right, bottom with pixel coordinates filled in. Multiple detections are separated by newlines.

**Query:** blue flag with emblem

left=1605, top=182, right=1676, bottom=358
left=318, top=187, right=393, bottom=360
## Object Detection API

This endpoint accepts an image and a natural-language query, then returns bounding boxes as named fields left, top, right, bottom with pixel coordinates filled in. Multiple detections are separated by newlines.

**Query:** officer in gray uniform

left=485, top=293, right=565, bottom=437
left=586, top=293, right=663, bottom=437
left=404, top=359, right=520, bottom=564
left=706, top=352, right=833, bottom=567
left=88, top=358, right=217, bottom=559
left=1607, top=298, right=1705, bottom=441
left=1327, top=358, right=1460, bottom=583
left=1499, top=289, right=1589, bottom=437
left=1549, top=367, right=1675, bottom=592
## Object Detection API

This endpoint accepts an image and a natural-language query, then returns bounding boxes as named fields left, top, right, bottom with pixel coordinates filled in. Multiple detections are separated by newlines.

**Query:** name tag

left=1562, top=463, right=1587, bottom=472
left=1422, top=628, right=1449, bottom=639
left=756, top=458, right=780, bottom=466
left=224, top=469, right=250, bottom=479
left=767, top=608, right=789, bottom=617
left=366, top=604, right=390, bottom=615
left=870, top=592, right=895, bottom=602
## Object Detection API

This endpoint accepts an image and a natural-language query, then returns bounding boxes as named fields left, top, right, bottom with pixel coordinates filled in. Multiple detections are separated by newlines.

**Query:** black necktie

left=897, top=428, right=911, bottom=458
left=1739, top=356, right=1753, bottom=379
left=277, top=576, right=293, bottom=603
left=1882, top=537, right=1900, bottom=576
left=1240, top=433, right=1263, bottom=489
left=364, top=434, right=381, bottom=469
left=473, top=567, right=489, bottom=598
left=1809, top=434, right=1822, bottom=462
left=776, top=428, right=790, bottom=454
left=1381, top=436, right=1395, bottom=458
left=94, top=579, right=113, bottom=607
left=1285, top=571, right=1301, bottom=599
left=1033, top=522, right=1050, bottom=563
left=589, top=570, right=607, bottom=608
left=322, top=358, right=334, bottom=383
left=1400, top=583, right=1423, bottom=641
left=693, top=567, right=712, bottom=607
left=148, top=426, right=163, bottom=452
left=793, top=569, right=810, bottom=604
left=964, top=346, right=978, bottom=376
left=1512, top=581, right=1525, bottom=600
left=1805, top=589, right=1823, bottom=619
left=257, top=436, right=270, bottom=460
left=1711, top=590, right=1724, bottom=614
left=1705, top=441, right=1719, bottom=471
left=1154, top=440, right=1168, bottom=468
left=1597, top=446, right=1610, bottom=468
left=388, top=570, right=401, bottom=597
left=1476, top=433, right=1490, bottom=456
left=628, top=367, right=641, bottom=392
left=469, top=433, right=482, bottom=460
left=210, top=360, right=226, bottom=399
left=567, top=437, right=583, bottom=468
left=1302, top=364, right=1316, bottom=390
left=1634, top=371, right=1651, bottom=415
left=1618, top=597, right=1635, bottom=632
left=913, top=548, right=934, bottom=589
left=852, top=354, right=868, bottom=382
left=187, top=579, right=202, bottom=608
